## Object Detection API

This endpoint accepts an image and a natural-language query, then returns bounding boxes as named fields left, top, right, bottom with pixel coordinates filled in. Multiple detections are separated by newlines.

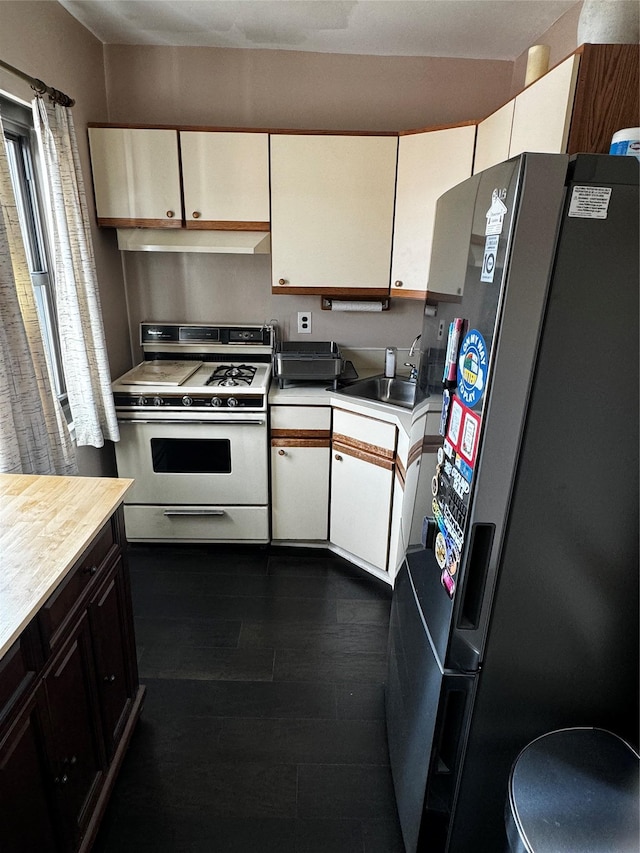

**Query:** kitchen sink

left=337, top=374, right=417, bottom=409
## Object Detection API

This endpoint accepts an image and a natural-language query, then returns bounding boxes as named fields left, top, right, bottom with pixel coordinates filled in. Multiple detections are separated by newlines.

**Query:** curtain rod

left=0, top=58, right=74, bottom=107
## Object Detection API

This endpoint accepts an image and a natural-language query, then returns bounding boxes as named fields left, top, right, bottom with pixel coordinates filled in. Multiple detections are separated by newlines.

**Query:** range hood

left=116, top=228, right=270, bottom=254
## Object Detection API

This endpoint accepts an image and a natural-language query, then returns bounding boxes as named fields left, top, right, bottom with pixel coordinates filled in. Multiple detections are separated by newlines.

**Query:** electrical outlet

left=437, top=320, right=445, bottom=340
left=298, top=311, right=312, bottom=334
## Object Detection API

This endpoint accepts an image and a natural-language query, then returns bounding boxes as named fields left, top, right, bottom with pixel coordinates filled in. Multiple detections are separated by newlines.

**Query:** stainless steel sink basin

left=338, top=375, right=417, bottom=409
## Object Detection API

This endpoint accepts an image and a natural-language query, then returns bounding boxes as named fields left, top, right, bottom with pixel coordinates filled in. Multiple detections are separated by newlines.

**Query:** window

left=1, top=96, right=68, bottom=410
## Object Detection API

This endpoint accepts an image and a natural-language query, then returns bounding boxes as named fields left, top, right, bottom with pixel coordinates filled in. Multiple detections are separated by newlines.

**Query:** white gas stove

left=111, top=323, right=274, bottom=544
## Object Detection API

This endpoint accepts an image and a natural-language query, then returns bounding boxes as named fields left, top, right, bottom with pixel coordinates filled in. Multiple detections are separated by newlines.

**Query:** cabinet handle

left=82, top=564, right=98, bottom=576
left=278, top=449, right=286, bottom=456
left=104, top=674, right=116, bottom=683
left=334, top=454, right=343, bottom=461
left=166, top=210, right=175, bottom=218
left=394, top=280, right=403, bottom=287
left=278, top=278, right=287, bottom=285
left=192, top=211, right=201, bottom=219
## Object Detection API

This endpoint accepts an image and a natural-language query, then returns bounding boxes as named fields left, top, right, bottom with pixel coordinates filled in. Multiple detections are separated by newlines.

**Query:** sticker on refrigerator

left=457, top=330, right=488, bottom=407
left=568, top=185, right=612, bottom=219
left=481, top=234, right=499, bottom=283
left=459, top=406, right=481, bottom=467
left=446, top=396, right=464, bottom=447
left=485, top=189, right=508, bottom=235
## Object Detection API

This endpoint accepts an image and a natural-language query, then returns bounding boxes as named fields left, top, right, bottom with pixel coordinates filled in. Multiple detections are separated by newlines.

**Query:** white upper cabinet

left=473, top=101, right=515, bottom=174
left=270, top=134, right=398, bottom=293
left=508, top=54, right=580, bottom=158
left=391, top=125, right=476, bottom=300
left=179, top=131, right=270, bottom=229
left=88, top=127, right=182, bottom=227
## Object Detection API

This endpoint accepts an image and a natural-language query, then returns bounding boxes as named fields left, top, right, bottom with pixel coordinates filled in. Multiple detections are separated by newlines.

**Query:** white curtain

left=32, top=97, right=119, bottom=448
left=0, top=114, right=77, bottom=475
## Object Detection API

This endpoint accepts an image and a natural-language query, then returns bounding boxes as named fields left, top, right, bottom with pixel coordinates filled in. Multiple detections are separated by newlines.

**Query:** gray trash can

left=505, top=727, right=639, bottom=853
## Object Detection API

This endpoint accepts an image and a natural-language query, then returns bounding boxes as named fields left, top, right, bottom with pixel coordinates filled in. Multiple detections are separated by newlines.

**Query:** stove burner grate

left=205, top=364, right=257, bottom=387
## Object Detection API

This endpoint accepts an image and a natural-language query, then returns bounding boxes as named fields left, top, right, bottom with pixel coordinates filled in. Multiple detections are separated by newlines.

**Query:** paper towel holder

left=321, top=296, right=390, bottom=311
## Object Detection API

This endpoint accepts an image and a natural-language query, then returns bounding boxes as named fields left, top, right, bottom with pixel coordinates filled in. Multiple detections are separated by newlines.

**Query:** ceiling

left=57, top=0, right=580, bottom=60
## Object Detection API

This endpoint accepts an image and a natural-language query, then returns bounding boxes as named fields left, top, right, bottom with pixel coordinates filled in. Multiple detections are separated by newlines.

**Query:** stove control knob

left=136, top=395, right=148, bottom=407
left=211, top=397, right=222, bottom=407
left=153, top=396, right=163, bottom=407
left=182, top=395, right=193, bottom=407
left=228, top=397, right=238, bottom=408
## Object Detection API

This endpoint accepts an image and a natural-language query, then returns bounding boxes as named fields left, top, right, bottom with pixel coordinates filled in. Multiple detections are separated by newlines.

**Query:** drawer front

left=39, top=519, right=117, bottom=650
left=333, top=407, right=397, bottom=452
left=270, top=405, right=332, bottom=431
left=123, top=505, right=270, bottom=543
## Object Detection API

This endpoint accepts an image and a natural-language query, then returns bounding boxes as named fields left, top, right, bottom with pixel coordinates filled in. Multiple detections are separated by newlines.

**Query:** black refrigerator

left=385, top=153, right=639, bottom=853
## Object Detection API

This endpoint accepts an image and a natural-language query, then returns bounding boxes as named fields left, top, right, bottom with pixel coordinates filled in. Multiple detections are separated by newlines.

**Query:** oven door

left=115, top=417, right=268, bottom=505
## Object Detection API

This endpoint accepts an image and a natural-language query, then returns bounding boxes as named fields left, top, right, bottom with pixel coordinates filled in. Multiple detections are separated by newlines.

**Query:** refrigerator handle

left=458, top=523, right=495, bottom=630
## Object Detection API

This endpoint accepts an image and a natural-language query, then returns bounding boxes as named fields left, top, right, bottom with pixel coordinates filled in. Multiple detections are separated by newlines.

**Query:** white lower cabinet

left=329, top=408, right=397, bottom=574
left=270, top=406, right=331, bottom=541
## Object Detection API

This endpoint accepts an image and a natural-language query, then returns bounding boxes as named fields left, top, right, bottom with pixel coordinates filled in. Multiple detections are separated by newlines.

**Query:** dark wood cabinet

left=88, top=556, right=137, bottom=758
left=42, top=611, right=106, bottom=850
left=0, top=689, right=60, bottom=853
left=0, top=505, right=144, bottom=853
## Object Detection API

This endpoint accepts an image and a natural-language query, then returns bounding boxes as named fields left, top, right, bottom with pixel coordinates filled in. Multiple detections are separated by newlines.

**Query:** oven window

left=151, top=438, right=231, bottom=474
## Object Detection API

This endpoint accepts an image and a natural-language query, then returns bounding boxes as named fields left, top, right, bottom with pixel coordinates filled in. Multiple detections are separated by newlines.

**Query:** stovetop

left=112, top=323, right=274, bottom=413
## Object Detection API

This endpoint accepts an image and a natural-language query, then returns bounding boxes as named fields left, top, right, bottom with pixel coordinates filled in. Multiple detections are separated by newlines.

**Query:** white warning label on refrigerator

left=481, top=235, right=499, bottom=283
left=568, top=186, right=612, bottom=219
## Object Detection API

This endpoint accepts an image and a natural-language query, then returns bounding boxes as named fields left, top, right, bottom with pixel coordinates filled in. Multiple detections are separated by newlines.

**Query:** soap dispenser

left=384, top=347, right=397, bottom=378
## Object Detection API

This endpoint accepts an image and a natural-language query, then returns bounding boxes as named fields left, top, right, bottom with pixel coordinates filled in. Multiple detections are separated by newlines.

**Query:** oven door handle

left=163, top=509, right=226, bottom=517
left=119, top=419, right=266, bottom=426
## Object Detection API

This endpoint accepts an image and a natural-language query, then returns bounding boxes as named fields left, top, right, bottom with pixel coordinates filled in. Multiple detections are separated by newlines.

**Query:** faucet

left=405, top=334, right=421, bottom=381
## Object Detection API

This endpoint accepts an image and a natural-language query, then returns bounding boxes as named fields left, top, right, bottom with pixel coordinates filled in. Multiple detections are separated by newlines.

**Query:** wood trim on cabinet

left=185, top=220, right=270, bottom=231
left=567, top=43, right=639, bottom=155
left=88, top=121, right=398, bottom=137
left=96, top=217, right=183, bottom=229
left=271, top=429, right=331, bottom=440
left=398, top=119, right=479, bottom=136
left=423, top=434, right=443, bottom=452
left=407, top=440, right=424, bottom=469
left=272, top=286, right=391, bottom=297
left=407, top=434, right=442, bottom=469
left=332, top=440, right=395, bottom=471
left=332, top=432, right=395, bottom=461
left=272, top=438, right=331, bottom=449
left=395, top=457, right=406, bottom=489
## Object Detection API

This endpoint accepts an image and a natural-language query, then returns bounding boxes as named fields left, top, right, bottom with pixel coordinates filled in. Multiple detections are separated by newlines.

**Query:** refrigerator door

left=386, top=560, right=477, bottom=853
left=386, top=561, right=443, bottom=853
left=413, top=154, right=570, bottom=671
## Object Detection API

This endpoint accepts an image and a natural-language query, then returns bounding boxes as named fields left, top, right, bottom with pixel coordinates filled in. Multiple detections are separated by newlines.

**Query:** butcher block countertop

left=0, top=474, right=133, bottom=659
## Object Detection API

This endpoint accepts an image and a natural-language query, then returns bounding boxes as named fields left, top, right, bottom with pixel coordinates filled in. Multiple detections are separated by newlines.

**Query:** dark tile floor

left=94, top=545, right=404, bottom=853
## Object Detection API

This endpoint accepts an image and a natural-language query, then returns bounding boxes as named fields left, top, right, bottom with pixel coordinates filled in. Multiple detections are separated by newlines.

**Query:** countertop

left=0, top=474, right=133, bottom=658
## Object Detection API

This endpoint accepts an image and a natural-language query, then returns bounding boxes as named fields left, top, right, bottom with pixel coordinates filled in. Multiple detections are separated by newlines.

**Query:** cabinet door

left=180, top=131, right=270, bottom=229
left=391, top=126, right=476, bottom=301
left=270, top=134, right=398, bottom=293
left=508, top=55, right=580, bottom=158
left=89, top=557, right=137, bottom=759
left=43, top=611, right=105, bottom=851
left=270, top=406, right=331, bottom=541
left=330, top=448, right=394, bottom=572
left=271, top=445, right=330, bottom=540
left=0, top=690, right=60, bottom=853
left=88, top=127, right=182, bottom=227
left=473, top=100, right=515, bottom=174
